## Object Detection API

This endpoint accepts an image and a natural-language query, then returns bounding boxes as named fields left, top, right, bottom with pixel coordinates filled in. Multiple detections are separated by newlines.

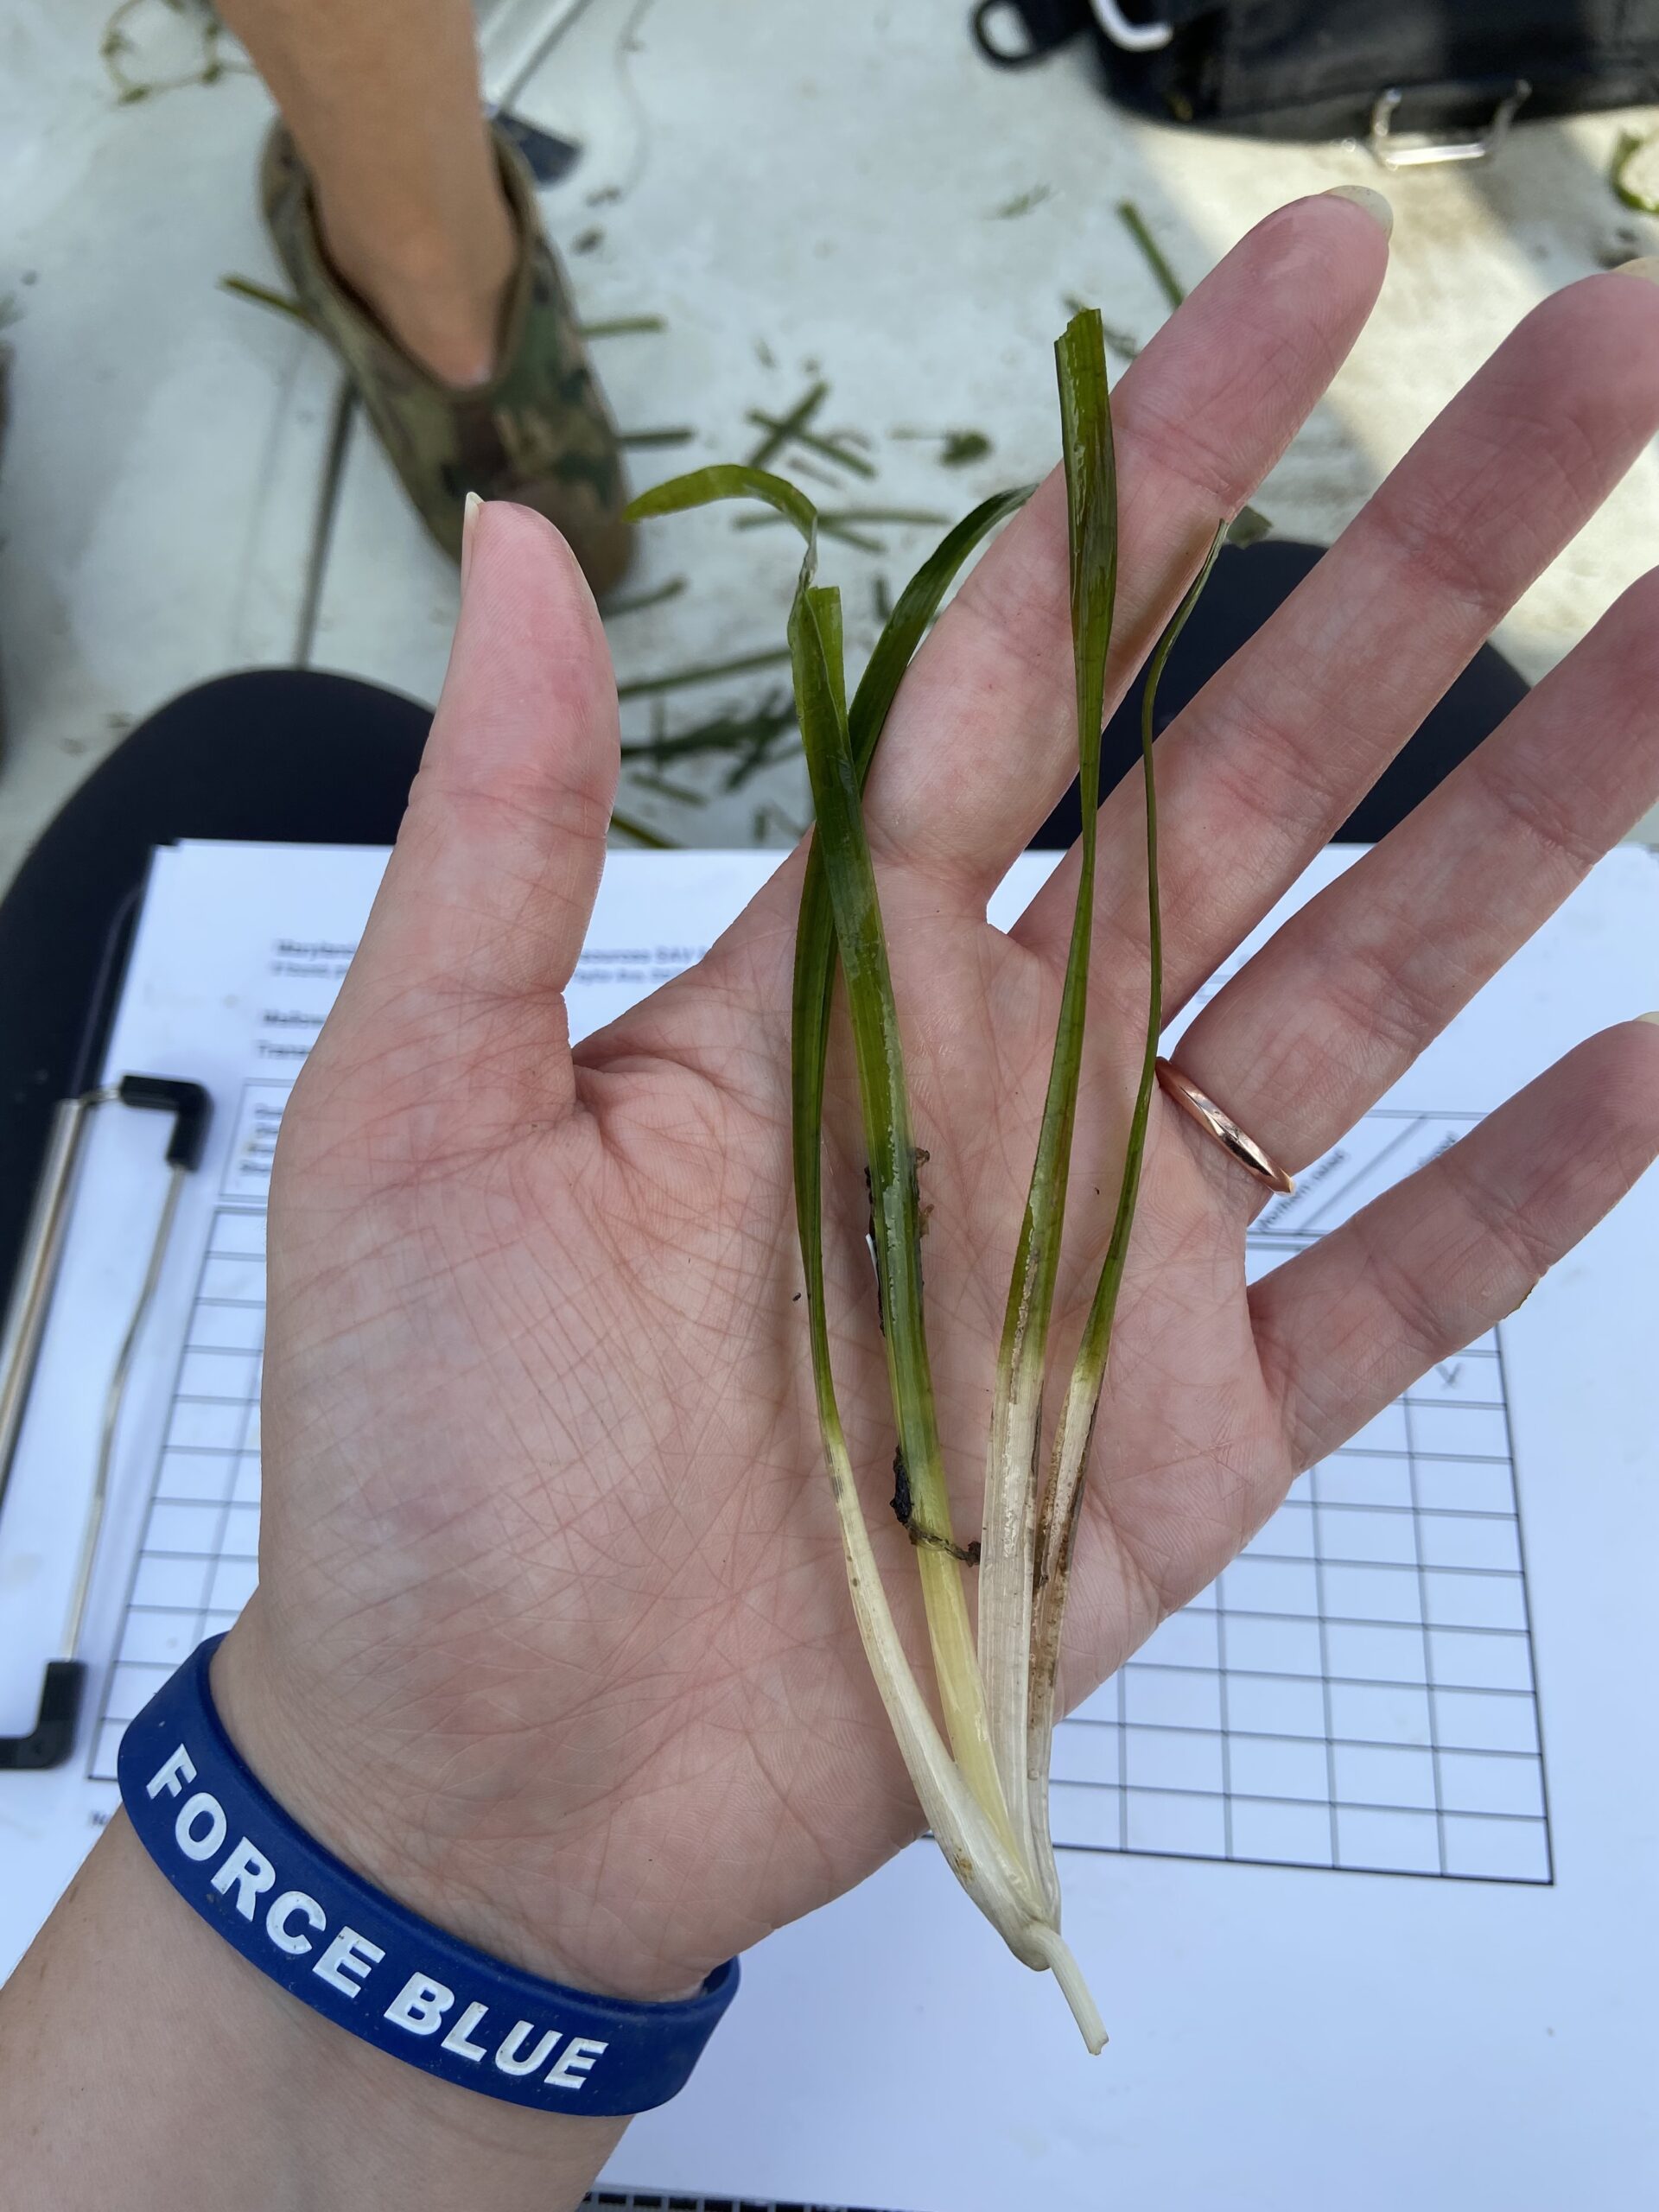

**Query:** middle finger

left=853, top=190, right=1391, bottom=901
left=1014, top=265, right=1659, bottom=1007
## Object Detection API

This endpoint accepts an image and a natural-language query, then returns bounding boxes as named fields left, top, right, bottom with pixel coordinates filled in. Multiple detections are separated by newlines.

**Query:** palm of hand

left=219, top=202, right=1659, bottom=2005
left=254, top=870, right=1265, bottom=1998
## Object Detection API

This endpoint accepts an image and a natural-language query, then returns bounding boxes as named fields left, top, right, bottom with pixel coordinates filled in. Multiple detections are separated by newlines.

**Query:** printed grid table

left=92, top=1202, right=266, bottom=1780
left=91, top=1111, right=1552, bottom=1886
left=1056, top=1109, right=1549, bottom=1884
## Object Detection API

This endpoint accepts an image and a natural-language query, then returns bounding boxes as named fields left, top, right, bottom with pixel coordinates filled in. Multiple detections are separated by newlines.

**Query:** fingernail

left=461, top=490, right=483, bottom=590
left=1641, top=1010, right=1659, bottom=1025
left=1322, top=183, right=1394, bottom=238
left=1612, top=256, right=1659, bottom=286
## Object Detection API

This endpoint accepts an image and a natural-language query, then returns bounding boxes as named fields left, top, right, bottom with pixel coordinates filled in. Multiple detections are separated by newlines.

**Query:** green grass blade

left=791, top=486, right=1038, bottom=1363
left=1070, top=519, right=1228, bottom=1383
left=640, top=449, right=1106, bottom=2043
left=219, top=273, right=312, bottom=327
left=744, top=380, right=828, bottom=470
left=784, top=634, right=1066, bottom=1999
left=788, top=493, right=1034, bottom=1842
left=626, top=464, right=818, bottom=543
left=785, top=709, right=1098, bottom=2029
left=788, top=1202, right=1084, bottom=2007
left=812, top=583, right=849, bottom=727
left=1612, top=127, right=1659, bottom=214
left=1109, top=207, right=1268, bottom=550
left=791, top=486, right=1038, bottom=1405
left=607, top=806, right=677, bottom=849
left=736, top=505, right=952, bottom=533
left=977, top=311, right=1118, bottom=1854
left=847, top=487, right=1035, bottom=763
left=788, top=876, right=1060, bottom=1980
left=788, top=574, right=1008, bottom=1837
left=1116, top=199, right=1185, bottom=312
left=615, top=647, right=792, bottom=699
left=1024, top=522, right=1228, bottom=1919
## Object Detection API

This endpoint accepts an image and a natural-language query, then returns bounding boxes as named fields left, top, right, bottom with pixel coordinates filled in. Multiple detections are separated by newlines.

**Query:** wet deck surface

left=3, top=0, right=1656, bottom=883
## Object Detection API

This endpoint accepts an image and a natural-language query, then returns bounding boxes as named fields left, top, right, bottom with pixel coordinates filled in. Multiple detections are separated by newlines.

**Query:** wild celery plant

left=1023, top=522, right=1229, bottom=1923
left=975, top=312, right=1117, bottom=1883
left=626, top=310, right=1220, bottom=2046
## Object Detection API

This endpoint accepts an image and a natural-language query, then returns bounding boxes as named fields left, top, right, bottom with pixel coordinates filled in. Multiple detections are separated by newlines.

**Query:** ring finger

left=1156, top=564, right=1659, bottom=1196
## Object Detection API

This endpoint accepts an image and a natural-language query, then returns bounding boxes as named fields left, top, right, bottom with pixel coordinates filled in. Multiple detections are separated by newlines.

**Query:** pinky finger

left=1249, top=1019, right=1659, bottom=1471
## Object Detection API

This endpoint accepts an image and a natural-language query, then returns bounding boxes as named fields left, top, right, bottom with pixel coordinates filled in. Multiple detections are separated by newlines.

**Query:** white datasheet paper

left=0, top=838, right=1656, bottom=2211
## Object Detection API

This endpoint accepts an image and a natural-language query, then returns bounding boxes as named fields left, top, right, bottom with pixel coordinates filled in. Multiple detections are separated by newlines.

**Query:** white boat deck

left=3, top=0, right=1656, bottom=881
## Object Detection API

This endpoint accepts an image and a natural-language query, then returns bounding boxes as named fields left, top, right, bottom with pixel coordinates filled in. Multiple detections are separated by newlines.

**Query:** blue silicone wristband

left=118, top=1637, right=738, bottom=2114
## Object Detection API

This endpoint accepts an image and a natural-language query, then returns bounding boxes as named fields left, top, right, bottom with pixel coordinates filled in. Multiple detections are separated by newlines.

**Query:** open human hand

left=215, top=197, right=1659, bottom=2010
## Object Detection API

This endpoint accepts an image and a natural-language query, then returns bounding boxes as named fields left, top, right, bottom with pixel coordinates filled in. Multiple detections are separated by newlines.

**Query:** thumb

left=330, top=499, right=620, bottom=1122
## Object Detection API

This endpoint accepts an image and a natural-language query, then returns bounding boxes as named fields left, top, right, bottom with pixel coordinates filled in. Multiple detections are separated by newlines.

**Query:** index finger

left=854, top=190, right=1392, bottom=902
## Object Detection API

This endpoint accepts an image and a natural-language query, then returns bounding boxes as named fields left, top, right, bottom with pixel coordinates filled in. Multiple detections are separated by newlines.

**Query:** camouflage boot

left=261, top=120, right=632, bottom=593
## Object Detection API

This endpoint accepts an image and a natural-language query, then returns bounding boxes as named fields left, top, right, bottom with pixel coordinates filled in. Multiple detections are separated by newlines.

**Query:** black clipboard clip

left=0, top=1075, right=209, bottom=1769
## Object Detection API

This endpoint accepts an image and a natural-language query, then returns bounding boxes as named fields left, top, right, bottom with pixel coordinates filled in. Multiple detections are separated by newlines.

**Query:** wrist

left=28, top=1817, right=626, bottom=2211
left=209, top=1605, right=714, bottom=2006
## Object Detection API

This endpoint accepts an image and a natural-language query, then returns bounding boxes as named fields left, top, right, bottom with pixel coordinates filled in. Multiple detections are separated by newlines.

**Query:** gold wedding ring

left=1154, top=1059, right=1296, bottom=1197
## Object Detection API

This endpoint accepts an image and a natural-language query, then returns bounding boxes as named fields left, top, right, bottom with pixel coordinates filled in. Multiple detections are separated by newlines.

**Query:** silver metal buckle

left=1369, top=78, right=1531, bottom=170
left=1089, top=0, right=1173, bottom=55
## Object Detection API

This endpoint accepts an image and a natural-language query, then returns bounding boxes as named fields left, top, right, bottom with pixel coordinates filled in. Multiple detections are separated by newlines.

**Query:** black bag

left=972, top=1, right=1659, bottom=150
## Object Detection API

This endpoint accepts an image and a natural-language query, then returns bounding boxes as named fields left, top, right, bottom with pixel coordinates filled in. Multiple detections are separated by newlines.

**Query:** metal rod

left=0, top=1090, right=118, bottom=1524
left=61, top=1162, right=187, bottom=1659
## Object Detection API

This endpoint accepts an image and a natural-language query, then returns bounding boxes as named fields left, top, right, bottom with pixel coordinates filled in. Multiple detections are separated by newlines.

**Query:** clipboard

left=0, top=832, right=1656, bottom=2211
left=0, top=1063, right=210, bottom=1767
left=0, top=868, right=213, bottom=1767
left=0, top=666, right=432, bottom=1775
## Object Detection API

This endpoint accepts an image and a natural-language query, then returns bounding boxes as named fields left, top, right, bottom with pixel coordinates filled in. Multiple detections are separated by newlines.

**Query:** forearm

left=0, top=1816, right=624, bottom=2212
